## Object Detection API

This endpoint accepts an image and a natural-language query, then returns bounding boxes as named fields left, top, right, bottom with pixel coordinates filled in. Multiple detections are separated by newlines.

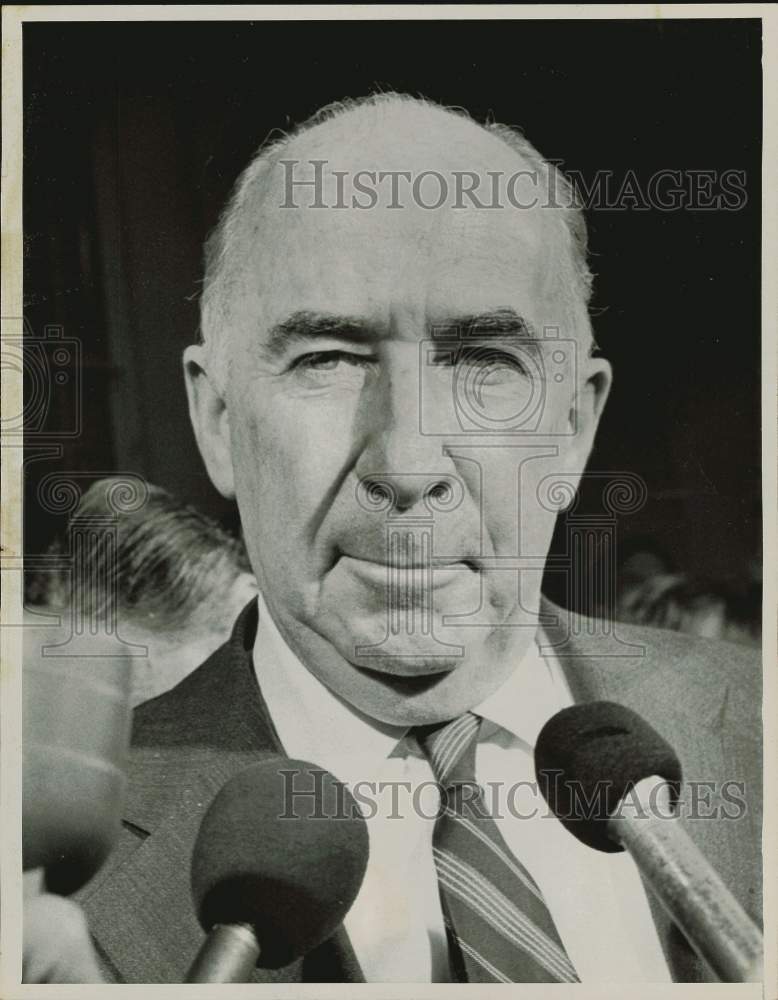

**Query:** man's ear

left=560, top=354, right=613, bottom=482
left=183, top=344, right=235, bottom=499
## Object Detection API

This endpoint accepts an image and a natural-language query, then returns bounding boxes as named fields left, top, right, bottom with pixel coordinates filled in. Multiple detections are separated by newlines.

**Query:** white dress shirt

left=252, top=593, right=672, bottom=983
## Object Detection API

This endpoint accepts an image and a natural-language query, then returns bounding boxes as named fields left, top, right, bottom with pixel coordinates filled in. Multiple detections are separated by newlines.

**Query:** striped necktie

left=416, top=712, right=579, bottom=983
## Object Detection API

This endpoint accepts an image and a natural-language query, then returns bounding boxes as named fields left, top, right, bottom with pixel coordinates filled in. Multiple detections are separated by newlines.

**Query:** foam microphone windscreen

left=534, top=701, right=682, bottom=853
left=191, top=757, right=369, bottom=968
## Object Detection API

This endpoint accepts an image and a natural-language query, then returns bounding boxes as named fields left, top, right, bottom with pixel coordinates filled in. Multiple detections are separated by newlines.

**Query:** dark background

left=23, top=18, right=762, bottom=608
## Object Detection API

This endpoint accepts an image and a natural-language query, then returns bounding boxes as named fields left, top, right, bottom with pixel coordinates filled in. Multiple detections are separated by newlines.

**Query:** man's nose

left=355, top=354, right=456, bottom=513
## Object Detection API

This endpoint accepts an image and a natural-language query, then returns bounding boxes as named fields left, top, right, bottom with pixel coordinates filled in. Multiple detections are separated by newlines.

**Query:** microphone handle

left=608, top=777, right=762, bottom=983
left=185, top=923, right=260, bottom=982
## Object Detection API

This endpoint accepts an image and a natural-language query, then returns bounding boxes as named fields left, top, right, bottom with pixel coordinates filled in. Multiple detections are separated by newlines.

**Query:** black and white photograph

left=1, top=5, right=774, bottom=992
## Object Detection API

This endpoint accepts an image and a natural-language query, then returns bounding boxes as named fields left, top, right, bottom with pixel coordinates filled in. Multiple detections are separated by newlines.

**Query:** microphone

left=535, top=701, right=762, bottom=983
left=186, top=757, right=369, bottom=982
left=23, top=627, right=133, bottom=894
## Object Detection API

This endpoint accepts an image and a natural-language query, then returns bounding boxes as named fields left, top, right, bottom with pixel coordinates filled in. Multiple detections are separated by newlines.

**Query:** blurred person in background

left=25, top=477, right=257, bottom=706
left=612, top=536, right=761, bottom=648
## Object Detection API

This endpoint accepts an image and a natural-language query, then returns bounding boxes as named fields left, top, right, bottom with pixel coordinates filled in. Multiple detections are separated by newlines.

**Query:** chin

left=348, top=619, right=536, bottom=725
left=325, top=607, right=485, bottom=673
left=348, top=669, right=491, bottom=727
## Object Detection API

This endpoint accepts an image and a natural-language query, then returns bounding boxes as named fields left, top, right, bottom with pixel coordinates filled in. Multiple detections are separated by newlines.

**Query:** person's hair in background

left=616, top=567, right=761, bottom=648
left=614, top=534, right=676, bottom=592
left=26, top=477, right=257, bottom=705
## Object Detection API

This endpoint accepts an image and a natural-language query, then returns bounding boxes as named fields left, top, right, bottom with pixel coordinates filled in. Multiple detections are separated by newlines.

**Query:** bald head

left=199, top=93, right=593, bottom=388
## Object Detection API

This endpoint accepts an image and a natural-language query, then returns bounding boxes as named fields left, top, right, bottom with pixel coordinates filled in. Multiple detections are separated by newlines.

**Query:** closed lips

left=338, top=553, right=477, bottom=570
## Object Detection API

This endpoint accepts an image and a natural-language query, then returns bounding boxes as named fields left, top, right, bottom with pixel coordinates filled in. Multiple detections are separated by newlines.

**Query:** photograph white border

left=2, top=6, right=775, bottom=998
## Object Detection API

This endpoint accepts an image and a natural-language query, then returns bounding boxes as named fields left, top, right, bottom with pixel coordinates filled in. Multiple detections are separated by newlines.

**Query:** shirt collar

left=252, top=594, right=570, bottom=784
left=253, top=594, right=405, bottom=786
left=474, top=637, right=571, bottom=750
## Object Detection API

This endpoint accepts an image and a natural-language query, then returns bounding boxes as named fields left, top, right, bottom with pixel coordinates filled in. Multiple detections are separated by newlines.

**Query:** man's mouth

left=337, top=552, right=479, bottom=581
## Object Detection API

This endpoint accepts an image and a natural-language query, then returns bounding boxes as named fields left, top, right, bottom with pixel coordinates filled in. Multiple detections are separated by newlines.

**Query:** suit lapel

left=86, top=761, right=248, bottom=982
left=82, top=601, right=364, bottom=983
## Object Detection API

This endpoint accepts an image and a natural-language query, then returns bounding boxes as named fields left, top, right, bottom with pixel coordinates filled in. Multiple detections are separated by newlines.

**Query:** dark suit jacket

left=78, top=598, right=762, bottom=983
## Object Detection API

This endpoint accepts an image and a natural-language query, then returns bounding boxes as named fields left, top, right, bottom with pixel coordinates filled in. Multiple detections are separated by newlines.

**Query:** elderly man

left=56, top=94, right=759, bottom=983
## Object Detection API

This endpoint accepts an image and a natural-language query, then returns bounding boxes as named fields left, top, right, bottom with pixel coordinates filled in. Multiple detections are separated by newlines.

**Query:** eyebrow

left=265, top=310, right=369, bottom=353
left=433, top=308, right=536, bottom=339
left=265, top=306, right=537, bottom=353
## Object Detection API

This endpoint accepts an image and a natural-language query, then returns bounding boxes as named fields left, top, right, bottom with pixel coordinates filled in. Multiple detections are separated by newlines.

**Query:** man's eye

left=290, top=350, right=376, bottom=379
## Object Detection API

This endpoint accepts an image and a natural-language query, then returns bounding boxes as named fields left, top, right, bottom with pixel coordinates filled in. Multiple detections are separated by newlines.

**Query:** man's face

left=188, top=110, right=610, bottom=725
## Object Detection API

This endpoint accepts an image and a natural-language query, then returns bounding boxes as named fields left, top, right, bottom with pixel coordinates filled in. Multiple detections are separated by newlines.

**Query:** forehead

left=230, top=106, right=559, bottom=331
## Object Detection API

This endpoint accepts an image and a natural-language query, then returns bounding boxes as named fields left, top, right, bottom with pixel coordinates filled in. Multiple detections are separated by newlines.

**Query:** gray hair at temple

left=199, top=91, right=595, bottom=390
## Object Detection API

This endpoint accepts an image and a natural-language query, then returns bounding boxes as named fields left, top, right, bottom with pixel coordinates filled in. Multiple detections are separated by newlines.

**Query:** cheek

left=232, top=410, right=300, bottom=520
left=473, top=448, right=564, bottom=566
left=230, top=400, right=350, bottom=547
